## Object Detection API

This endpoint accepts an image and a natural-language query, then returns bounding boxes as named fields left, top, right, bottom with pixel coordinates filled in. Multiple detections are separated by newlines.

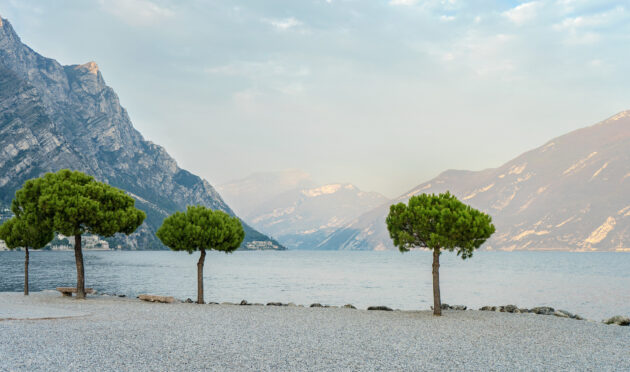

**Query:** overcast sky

left=2, top=0, right=629, bottom=197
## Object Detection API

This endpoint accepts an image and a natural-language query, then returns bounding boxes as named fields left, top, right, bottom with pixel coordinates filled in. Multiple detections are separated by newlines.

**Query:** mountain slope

left=319, top=111, right=630, bottom=252
left=217, top=169, right=315, bottom=217
left=0, top=16, right=282, bottom=250
left=219, top=172, right=389, bottom=249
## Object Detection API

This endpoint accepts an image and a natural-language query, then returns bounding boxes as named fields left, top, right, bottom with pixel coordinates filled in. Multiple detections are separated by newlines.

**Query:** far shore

left=1, top=291, right=628, bottom=371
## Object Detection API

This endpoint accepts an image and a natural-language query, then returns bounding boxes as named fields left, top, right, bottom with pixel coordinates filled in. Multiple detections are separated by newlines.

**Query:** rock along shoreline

left=113, top=290, right=629, bottom=326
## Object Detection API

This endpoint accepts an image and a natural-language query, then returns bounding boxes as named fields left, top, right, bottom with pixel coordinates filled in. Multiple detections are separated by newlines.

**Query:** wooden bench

left=138, top=294, right=176, bottom=304
left=56, top=287, right=94, bottom=297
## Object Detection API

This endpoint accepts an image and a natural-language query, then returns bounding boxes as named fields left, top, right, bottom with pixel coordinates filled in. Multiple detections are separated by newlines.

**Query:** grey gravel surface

left=0, top=292, right=628, bottom=371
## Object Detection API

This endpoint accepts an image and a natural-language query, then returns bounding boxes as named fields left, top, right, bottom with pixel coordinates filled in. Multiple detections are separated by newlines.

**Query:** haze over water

left=1, top=250, right=628, bottom=320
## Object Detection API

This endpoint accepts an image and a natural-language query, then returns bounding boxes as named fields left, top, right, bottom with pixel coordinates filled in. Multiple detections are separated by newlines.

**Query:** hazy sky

left=2, top=0, right=629, bottom=197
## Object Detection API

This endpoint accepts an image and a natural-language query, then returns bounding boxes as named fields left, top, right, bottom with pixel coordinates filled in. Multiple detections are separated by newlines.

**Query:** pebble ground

left=1, top=292, right=628, bottom=371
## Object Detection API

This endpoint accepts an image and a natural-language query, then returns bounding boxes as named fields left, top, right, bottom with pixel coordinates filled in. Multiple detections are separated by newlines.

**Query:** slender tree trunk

left=74, top=234, right=86, bottom=299
left=24, top=246, right=29, bottom=296
left=432, top=248, right=441, bottom=316
left=197, top=249, right=206, bottom=304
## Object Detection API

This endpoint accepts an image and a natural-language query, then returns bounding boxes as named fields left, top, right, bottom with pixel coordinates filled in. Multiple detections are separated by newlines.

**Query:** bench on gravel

left=138, top=294, right=176, bottom=304
left=56, top=287, right=94, bottom=297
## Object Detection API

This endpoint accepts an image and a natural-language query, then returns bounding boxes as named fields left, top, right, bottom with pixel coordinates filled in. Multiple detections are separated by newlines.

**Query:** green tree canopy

left=157, top=205, right=244, bottom=303
left=386, top=192, right=495, bottom=315
left=0, top=216, right=53, bottom=250
left=0, top=217, right=54, bottom=295
left=0, top=178, right=54, bottom=295
left=36, top=169, right=146, bottom=298
left=38, top=170, right=145, bottom=237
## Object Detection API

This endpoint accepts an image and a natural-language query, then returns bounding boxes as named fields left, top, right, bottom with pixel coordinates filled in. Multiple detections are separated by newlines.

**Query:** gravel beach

left=1, top=292, right=628, bottom=371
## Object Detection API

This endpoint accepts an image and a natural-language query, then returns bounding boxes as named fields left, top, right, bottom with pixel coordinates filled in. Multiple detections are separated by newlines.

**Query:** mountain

left=319, top=111, right=630, bottom=252
left=0, top=16, right=283, bottom=250
left=218, top=172, right=389, bottom=249
left=217, top=169, right=315, bottom=217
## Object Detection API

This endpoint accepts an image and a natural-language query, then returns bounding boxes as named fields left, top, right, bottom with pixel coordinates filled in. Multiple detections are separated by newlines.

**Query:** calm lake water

left=0, top=250, right=628, bottom=320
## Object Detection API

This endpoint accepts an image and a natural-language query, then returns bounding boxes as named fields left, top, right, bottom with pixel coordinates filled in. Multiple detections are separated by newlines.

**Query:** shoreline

left=1, top=289, right=628, bottom=324
left=1, top=292, right=628, bottom=370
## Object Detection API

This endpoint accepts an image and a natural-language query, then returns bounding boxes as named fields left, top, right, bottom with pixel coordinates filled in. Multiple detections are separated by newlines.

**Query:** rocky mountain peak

left=0, top=17, right=19, bottom=48
left=75, top=61, right=99, bottom=75
left=0, top=16, right=283, bottom=250
left=219, top=171, right=389, bottom=249
left=602, top=110, right=630, bottom=125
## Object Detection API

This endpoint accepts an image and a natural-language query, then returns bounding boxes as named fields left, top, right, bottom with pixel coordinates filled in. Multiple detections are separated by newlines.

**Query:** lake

left=0, top=250, right=628, bottom=320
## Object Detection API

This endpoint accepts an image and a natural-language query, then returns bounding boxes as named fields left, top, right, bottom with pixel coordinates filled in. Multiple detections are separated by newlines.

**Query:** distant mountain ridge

left=218, top=172, right=389, bottom=249
left=0, top=16, right=283, bottom=250
left=319, top=111, right=630, bottom=252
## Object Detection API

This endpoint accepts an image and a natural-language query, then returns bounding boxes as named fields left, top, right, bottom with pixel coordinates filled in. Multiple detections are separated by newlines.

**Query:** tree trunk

left=74, top=234, right=86, bottom=299
left=432, top=248, right=441, bottom=316
left=197, top=249, right=206, bottom=304
left=24, top=246, right=29, bottom=296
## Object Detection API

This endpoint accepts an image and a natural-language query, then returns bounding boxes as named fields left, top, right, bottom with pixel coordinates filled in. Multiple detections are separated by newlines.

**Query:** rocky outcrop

left=0, top=16, right=282, bottom=250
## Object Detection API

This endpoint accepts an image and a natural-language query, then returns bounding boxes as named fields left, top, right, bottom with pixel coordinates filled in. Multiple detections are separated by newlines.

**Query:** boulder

left=604, top=315, right=630, bottom=326
left=555, top=310, right=574, bottom=318
left=503, top=305, right=518, bottom=313
left=310, top=303, right=324, bottom=308
left=451, top=305, right=467, bottom=311
left=519, top=308, right=530, bottom=313
left=531, top=306, right=555, bottom=315
left=138, top=294, right=176, bottom=304
left=267, top=302, right=285, bottom=306
left=185, top=298, right=194, bottom=303
left=553, top=311, right=569, bottom=318
left=343, top=304, right=357, bottom=309
left=240, top=300, right=250, bottom=305
left=479, top=306, right=494, bottom=311
left=367, top=306, right=393, bottom=311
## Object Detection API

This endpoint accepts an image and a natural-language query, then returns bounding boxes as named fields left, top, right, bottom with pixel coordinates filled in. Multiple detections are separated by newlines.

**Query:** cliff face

left=319, top=111, right=630, bottom=252
left=0, top=17, right=283, bottom=250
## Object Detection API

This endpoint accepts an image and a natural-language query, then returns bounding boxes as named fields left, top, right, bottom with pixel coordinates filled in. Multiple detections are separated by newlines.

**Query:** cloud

left=503, top=2, right=541, bottom=25
left=99, top=0, right=174, bottom=26
left=553, top=6, right=627, bottom=45
left=389, top=0, right=418, bottom=5
left=265, top=17, right=302, bottom=31
left=206, top=60, right=310, bottom=78
left=206, top=60, right=310, bottom=96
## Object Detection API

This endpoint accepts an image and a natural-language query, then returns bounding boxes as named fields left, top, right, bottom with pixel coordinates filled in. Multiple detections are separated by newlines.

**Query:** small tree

left=157, top=206, right=244, bottom=304
left=0, top=218, right=53, bottom=295
left=386, top=192, right=495, bottom=316
left=0, top=178, right=54, bottom=295
left=37, top=170, right=146, bottom=299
